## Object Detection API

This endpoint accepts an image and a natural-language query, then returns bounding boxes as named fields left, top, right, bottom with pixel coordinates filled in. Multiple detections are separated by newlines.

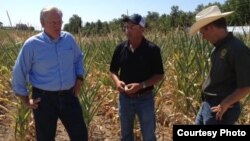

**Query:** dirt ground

left=0, top=94, right=176, bottom=141
left=0, top=95, right=173, bottom=141
left=0, top=110, right=172, bottom=141
left=0, top=75, right=174, bottom=141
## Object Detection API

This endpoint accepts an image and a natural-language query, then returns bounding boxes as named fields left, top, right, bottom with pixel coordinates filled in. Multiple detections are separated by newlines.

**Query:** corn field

left=0, top=29, right=250, bottom=141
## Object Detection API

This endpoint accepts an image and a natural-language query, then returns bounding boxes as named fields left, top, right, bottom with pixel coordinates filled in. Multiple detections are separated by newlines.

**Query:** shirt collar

left=125, top=37, right=146, bottom=51
left=42, top=31, right=63, bottom=43
left=214, top=32, right=233, bottom=48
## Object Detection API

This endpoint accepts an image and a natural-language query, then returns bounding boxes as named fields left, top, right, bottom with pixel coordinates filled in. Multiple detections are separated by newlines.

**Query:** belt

left=32, top=87, right=74, bottom=95
left=125, top=89, right=153, bottom=98
left=202, top=93, right=224, bottom=102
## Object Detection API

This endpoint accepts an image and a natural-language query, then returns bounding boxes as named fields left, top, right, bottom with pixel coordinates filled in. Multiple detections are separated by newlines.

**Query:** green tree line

left=62, top=0, right=249, bottom=35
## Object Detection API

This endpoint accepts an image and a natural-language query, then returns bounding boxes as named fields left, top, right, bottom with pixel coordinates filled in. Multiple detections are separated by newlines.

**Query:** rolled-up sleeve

left=12, top=41, right=33, bottom=96
left=71, top=36, right=84, bottom=76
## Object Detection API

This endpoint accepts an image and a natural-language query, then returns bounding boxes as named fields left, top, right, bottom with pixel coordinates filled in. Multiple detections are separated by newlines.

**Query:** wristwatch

left=77, top=75, right=84, bottom=81
left=142, top=82, right=147, bottom=89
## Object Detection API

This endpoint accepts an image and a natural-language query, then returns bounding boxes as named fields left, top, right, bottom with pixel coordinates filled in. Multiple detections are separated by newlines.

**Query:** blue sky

left=0, top=0, right=226, bottom=30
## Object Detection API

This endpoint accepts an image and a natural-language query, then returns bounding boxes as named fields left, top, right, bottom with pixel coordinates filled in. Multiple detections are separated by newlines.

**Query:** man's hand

left=27, top=98, right=41, bottom=109
left=116, top=81, right=126, bottom=93
left=74, top=79, right=83, bottom=96
left=124, top=83, right=141, bottom=95
left=211, top=103, right=232, bottom=121
left=19, top=96, right=41, bottom=109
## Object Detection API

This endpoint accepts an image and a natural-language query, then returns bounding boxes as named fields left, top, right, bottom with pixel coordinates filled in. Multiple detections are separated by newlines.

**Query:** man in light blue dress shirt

left=12, top=6, right=88, bottom=141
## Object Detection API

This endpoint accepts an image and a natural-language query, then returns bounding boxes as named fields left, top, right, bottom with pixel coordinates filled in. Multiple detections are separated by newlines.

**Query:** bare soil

left=0, top=75, right=176, bottom=141
left=0, top=93, right=174, bottom=141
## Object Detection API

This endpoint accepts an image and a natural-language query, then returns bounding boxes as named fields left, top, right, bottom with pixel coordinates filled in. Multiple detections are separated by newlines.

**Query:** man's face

left=199, top=25, right=216, bottom=44
left=200, top=26, right=210, bottom=39
left=42, top=11, right=63, bottom=39
left=124, top=21, right=144, bottom=40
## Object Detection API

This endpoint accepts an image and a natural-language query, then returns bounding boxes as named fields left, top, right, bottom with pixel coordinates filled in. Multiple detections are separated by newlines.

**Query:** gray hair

left=40, top=6, right=63, bottom=23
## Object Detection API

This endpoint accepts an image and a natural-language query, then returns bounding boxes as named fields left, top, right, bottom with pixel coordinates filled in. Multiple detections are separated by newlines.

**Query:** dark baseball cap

left=123, top=13, right=146, bottom=28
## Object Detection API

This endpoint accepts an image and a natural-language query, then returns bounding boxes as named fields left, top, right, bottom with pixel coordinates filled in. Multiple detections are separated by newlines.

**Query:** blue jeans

left=32, top=88, right=88, bottom=141
left=195, top=100, right=241, bottom=125
left=119, top=91, right=156, bottom=141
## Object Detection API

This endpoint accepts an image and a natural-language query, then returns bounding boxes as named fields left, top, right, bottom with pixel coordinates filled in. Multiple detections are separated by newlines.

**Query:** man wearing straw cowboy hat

left=190, top=5, right=250, bottom=125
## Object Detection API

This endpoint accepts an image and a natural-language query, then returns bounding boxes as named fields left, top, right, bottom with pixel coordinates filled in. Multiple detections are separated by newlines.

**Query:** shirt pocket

left=60, top=48, right=74, bottom=70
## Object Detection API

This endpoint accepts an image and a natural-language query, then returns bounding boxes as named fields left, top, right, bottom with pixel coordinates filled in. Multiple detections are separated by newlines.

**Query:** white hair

left=40, top=6, right=63, bottom=23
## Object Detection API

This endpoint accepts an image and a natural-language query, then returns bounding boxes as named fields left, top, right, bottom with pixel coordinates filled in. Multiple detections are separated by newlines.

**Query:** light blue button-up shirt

left=12, top=31, right=84, bottom=96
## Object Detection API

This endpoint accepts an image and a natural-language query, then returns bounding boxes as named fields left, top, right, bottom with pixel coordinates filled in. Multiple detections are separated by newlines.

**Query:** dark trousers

left=32, top=87, right=88, bottom=141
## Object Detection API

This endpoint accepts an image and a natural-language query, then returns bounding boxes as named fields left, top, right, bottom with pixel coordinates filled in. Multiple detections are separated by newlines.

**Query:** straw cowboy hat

left=189, top=5, right=234, bottom=35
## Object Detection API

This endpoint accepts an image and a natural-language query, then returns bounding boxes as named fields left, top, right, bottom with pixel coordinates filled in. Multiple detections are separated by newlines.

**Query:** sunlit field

left=0, top=28, right=249, bottom=140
